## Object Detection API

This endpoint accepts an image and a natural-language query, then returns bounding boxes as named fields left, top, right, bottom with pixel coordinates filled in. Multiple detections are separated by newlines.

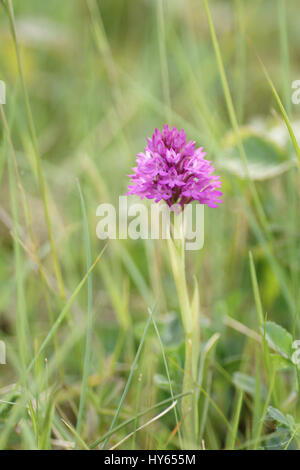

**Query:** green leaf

left=233, top=372, right=267, bottom=399
left=270, top=353, right=293, bottom=370
left=220, top=129, right=294, bottom=180
left=261, top=321, right=293, bottom=359
left=154, top=374, right=175, bottom=391
left=265, top=428, right=296, bottom=450
left=233, top=372, right=256, bottom=396
left=266, top=406, right=294, bottom=429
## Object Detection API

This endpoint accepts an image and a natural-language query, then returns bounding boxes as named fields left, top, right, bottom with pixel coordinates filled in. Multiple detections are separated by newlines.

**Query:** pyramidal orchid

left=127, top=125, right=222, bottom=209
left=127, top=125, right=223, bottom=448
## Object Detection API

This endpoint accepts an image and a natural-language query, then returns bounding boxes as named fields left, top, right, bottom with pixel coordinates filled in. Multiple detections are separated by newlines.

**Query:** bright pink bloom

left=127, top=125, right=222, bottom=209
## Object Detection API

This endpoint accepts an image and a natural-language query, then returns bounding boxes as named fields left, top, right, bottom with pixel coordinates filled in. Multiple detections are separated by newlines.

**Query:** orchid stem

left=168, top=218, right=199, bottom=449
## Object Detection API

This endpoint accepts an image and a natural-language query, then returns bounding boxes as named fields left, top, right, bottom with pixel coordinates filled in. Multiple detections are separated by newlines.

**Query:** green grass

left=0, top=0, right=300, bottom=450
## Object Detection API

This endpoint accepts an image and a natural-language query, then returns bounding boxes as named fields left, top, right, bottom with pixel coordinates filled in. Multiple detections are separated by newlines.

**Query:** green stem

left=254, top=364, right=276, bottom=450
left=182, top=333, right=196, bottom=448
left=156, top=0, right=171, bottom=122
left=168, top=220, right=199, bottom=448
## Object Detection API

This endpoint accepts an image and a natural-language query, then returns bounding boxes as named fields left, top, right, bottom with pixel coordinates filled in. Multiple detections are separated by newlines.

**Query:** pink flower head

left=127, top=125, right=222, bottom=209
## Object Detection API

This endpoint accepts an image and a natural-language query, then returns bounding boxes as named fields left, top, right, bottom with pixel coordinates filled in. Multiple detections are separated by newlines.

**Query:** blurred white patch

left=292, top=340, right=300, bottom=366
left=0, top=341, right=6, bottom=365
left=0, top=81, right=5, bottom=104
left=14, top=17, right=71, bottom=48
left=268, top=121, right=300, bottom=147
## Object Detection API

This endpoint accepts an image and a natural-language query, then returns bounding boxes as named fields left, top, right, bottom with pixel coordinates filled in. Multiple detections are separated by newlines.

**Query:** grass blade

left=249, top=251, right=264, bottom=326
left=101, top=303, right=156, bottom=449
left=76, top=179, right=93, bottom=439
left=26, top=245, right=107, bottom=374
left=5, top=0, right=65, bottom=299
left=156, top=0, right=171, bottom=121
left=109, top=401, right=177, bottom=450
left=226, top=390, right=243, bottom=449
left=252, top=45, right=300, bottom=163
left=61, top=419, right=89, bottom=450
left=89, top=391, right=192, bottom=449
left=151, top=316, right=183, bottom=448
left=203, top=0, right=269, bottom=236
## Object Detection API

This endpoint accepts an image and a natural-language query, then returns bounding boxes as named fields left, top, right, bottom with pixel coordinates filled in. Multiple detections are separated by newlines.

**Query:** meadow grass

left=0, top=0, right=300, bottom=450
